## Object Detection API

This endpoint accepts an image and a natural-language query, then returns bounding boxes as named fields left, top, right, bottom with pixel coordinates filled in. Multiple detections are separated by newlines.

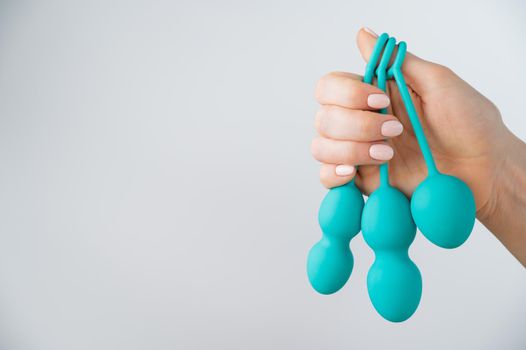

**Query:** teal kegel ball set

left=306, top=33, right=476, bottom=322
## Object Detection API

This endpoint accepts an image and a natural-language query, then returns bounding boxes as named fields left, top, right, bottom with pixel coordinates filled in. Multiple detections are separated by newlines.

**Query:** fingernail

left=363, top=27, right=378, bottom=38
left=335, top=165, right=355, bottom=176
left=369, top=144, right=394, bottom=161
left=367, top=94, right=390, bottom=109
left=381, top=120, right=404, bottom=137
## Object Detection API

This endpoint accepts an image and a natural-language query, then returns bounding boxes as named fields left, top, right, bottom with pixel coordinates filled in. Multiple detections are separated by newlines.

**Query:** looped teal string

left=390, top=42, right=438, bottom=175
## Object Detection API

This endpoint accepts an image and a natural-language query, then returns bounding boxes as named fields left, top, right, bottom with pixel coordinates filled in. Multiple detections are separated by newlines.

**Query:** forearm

left=479, top=132, right=526, bottom=266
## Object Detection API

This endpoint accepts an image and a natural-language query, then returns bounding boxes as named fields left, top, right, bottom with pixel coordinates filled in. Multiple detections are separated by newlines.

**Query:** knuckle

left=326, top=71, right=344, bottom=79
left=315, top=72, right=336, bottom=101
left=320, top=169, right=332, bottom=188
left=315, top=106, right=334, bottom=135
left=436, top=64, right=452, bottom=74
left=314, top=110, right=322, bottom=131
left=429, top=64, right=453, bottom=80
left=346, top=83, right=361, bottom=104
left=343, top=141, right=358, bottom=164
left=310, top=137, right=322, bottom=159
left=314, top=107, right=326, bottom=133
left=355, top=112, right=375, bottom=138
left=315, top=72, right=347, bottom=102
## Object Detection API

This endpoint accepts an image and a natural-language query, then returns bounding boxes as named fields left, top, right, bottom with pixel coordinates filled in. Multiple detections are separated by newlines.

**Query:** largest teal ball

left=367, top=256, right=422, bottom=322
left=411, top=174, right=476, bottom=249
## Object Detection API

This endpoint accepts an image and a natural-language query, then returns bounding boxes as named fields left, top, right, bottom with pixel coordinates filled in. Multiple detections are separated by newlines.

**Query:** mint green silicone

left=306, top=33, right=475, bottom=320
left=307, top=182, right=364, bottom=294
left=361, top=36, right=422, bottom=322
left=305, top=35, right=388, bottom=295
left=389, top=42, right=476, bottom=248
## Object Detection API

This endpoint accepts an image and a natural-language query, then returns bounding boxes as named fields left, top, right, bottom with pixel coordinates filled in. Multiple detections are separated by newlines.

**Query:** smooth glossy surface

left=391, top=42, right=476, bottom=249
left=362, top=186, right=422, bottom=322
left=307, top=182, right=364, bottom=294
left=367, top=254, right=422, bottom=322
left=411, top=174, right=476, bottom=249
left=359, top=35, right=422, bottom=322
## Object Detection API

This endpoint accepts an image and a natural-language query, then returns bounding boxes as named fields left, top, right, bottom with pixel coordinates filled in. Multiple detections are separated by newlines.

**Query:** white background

left=0, top=0, right=525, bottom=349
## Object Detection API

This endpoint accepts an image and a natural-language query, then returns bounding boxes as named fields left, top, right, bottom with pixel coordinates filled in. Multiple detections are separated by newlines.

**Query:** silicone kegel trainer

left=306, top=32, right=476, bottom=322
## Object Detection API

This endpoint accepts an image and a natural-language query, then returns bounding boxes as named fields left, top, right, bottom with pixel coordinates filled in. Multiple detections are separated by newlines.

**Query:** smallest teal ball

left=318, top=182, right=364, bottom=239
left=411, top=174, right=476, bottom=249
left=307, top=239, right=353, bottom=295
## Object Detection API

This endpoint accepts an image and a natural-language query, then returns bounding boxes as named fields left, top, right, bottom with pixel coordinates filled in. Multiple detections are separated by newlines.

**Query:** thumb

left=356, top=28, right=449, bottom=92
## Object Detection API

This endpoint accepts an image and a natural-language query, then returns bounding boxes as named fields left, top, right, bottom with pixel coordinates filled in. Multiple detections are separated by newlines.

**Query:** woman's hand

left=311, top=28, right=526, bottom=265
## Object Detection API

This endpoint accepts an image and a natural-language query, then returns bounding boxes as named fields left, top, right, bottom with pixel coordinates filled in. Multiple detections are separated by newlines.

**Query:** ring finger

left=311, top=136, right=394, bottom=165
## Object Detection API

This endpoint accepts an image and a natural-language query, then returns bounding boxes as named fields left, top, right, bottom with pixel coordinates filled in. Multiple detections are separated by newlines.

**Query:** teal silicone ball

left=318, top=182, right=364, bottom=238
left=307, top=239, right=354, bottom=294
left=411, top=174, right=476, bottom=249
left=361, top=186, right=416, bottom=249
left=367, top=256, right=422, bottom=322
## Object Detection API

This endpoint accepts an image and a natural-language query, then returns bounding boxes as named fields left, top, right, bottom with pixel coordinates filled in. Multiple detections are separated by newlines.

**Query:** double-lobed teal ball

left=361, top=185, right=421, bottom=322
left=307, top=182, right=363, bottom=295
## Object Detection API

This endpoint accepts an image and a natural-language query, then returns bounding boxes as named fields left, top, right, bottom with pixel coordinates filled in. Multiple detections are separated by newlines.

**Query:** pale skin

left=311, top=28, right=526, bottom=266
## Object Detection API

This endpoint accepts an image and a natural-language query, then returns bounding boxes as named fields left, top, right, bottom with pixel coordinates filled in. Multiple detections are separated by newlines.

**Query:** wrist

left=479, top=130, right=526, bottom=223
left=478, top=129, right=526, bottom=265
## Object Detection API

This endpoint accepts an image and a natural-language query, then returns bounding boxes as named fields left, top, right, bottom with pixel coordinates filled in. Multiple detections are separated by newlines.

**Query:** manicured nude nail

left=363, top=27, right=378, bottom=38
left=367, top=94, right=390, bottom=109
left=369, top=144, right=394, bottom=161
left=335, top=165, right=355, bottom=176
left=381, top=120, right=403, bottom=137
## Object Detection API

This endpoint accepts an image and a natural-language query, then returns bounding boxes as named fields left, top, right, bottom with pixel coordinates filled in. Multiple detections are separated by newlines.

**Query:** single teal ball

left=361, top=186, right=416, bottom=250
left=367, top=255, right=422, bottom=322
left=307, top=238, right=353, bottom=295
left=318, top=182, right=364, bottom=239
left=411, top=174, right=476, bottom=249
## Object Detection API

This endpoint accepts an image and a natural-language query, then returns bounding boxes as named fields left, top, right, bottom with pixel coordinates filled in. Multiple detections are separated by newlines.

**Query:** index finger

left=315, top=71, right=390, bottom=110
